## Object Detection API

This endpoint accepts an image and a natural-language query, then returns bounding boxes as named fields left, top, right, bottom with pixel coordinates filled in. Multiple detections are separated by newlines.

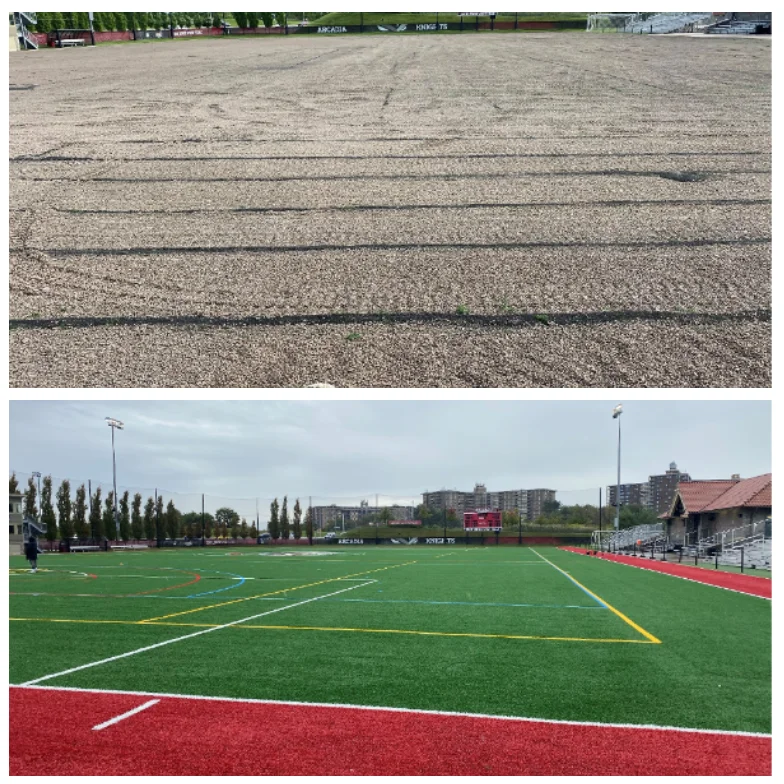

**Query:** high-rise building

left=422, top=490, right=466, bottom=517
left=648, top=462, right=691, bottom=515
left=422, top=485, right=533, bottom=519
left=606, top=482, right=650, bottom=509
left=526, top=488, right=557, bottom=521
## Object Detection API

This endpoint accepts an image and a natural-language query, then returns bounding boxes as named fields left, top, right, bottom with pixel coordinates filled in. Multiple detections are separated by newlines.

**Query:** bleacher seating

left=628, top=12, right=715, bottom=34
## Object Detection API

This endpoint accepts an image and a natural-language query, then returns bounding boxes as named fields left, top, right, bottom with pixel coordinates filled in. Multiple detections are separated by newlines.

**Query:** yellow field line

left=136, top=560, right=418, bottom=623
left=8, top=616, right=655, bottom=644
left=236, top=623, right=657, bottom=644
left=529, top=548, right=661, bottom=644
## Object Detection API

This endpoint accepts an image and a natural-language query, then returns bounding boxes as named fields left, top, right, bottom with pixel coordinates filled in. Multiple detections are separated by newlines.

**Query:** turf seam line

left=11, top=685, right=771, bottom=738
left=528, top=548, right=661, bottom=644
left=18, top=580, right=376, bottom=686
left=92, top=699, right=160, bottom=731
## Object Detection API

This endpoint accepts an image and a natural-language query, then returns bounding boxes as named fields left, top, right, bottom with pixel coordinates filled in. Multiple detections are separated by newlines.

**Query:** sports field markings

left=335, top=598, right=603, bottom=609
left=529, top=548, right=661, bottom=644
left=137, top=560, right=417, bottom=624
left=92, top=699, right=159, bottom=731
left=18, top=580, right=377, bottom=687
left=565, top=550, right=772, bottom=600
left=9, top=616, right=655, bottom=645
left=16, top=684, right=768, bottom=738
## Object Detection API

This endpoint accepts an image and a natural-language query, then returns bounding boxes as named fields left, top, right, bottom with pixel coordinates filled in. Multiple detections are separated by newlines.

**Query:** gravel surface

left=8, top=32, right=771, bottom=388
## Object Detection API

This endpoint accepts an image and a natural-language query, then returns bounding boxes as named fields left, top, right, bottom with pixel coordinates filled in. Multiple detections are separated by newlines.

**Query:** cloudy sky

left=8, top=400, right=770, bottom=520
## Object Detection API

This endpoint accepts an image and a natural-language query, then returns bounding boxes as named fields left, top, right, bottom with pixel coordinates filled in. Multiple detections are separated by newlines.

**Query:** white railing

left=628, top=12, right=715, bottom=34
left=601, top=522, right=664, bottom=551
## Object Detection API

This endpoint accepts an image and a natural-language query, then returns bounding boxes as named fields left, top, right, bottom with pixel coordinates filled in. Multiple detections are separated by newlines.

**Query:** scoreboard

left=463, top=509, right=502, bottom=531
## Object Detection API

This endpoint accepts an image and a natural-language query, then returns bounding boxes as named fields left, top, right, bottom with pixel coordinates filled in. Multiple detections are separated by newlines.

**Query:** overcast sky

left=8, top=400, right=771, bottom=520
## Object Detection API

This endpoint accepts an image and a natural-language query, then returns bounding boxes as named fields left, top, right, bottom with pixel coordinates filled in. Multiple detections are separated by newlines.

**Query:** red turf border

left=9, top=687, right=770, bottom=776
left=561, top=547, right=771, bottom=598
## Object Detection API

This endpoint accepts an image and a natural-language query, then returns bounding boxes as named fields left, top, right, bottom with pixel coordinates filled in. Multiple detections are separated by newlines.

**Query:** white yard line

left=12, top=684, right=770, bottom=739
left=20, top=580, right=376, bottom=686
left=92, top=699, right=160, bottom=730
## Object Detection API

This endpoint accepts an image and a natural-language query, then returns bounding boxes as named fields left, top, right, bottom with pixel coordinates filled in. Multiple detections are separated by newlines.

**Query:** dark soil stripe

left=9, top=309, right=771, bottom=332
left=112, top=132, right=771, bottom=144
left=10, top=151, right=767, bottom=163
left=35, top=238, right=771, bottom=256
left=53, top=198, right=769, bottom=215
left=17, top=170, right=770, bottom=183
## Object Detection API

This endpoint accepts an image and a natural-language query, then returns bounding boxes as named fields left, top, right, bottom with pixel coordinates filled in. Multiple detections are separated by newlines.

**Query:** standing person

left=25, top=535, right=40, bottom=574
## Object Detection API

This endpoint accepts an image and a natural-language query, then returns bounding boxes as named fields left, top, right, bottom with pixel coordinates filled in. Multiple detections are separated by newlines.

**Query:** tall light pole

left=612, top=404, right=623, bottom=530
left=105, top=417, right=124, bottom=540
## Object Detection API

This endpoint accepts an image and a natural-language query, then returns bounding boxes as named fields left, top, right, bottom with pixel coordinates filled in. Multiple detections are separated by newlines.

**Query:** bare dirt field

left=9, top=32, right=771, bottom=387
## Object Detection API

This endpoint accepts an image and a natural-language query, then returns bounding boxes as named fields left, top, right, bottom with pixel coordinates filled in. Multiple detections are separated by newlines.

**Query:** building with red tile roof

left=662, top=473, right=772, bottom=547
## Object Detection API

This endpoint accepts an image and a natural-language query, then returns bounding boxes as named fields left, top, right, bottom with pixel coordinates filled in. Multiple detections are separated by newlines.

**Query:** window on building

left=9, top=525, right=13, bottom=534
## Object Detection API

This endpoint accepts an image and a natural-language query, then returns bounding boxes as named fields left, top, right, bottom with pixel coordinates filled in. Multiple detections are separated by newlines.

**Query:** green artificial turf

left=9, top=546, right=770, bottom=732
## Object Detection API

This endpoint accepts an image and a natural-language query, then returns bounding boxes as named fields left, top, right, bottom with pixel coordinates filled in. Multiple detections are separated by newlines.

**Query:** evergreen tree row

left=267, top=496, right=313, bottom=540
left=9, top=472, right=262, bottom=544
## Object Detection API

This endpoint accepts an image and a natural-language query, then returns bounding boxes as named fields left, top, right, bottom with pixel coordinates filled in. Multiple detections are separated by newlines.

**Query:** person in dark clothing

left=24, top=535, right=40, bottom=573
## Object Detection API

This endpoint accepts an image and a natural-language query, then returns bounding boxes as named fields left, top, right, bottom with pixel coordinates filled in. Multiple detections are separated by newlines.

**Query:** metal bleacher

left=629, top=12, right=716, bottom=34
left=13, top=11, right=38, bottom=49
left=594, top=517, right=772, bottom=571
left=592, top=522, right=665, bottom=552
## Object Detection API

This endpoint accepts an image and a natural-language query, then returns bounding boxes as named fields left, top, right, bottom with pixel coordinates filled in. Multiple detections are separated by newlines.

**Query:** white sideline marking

left=20, top=580, right=376, bottom=686
left=11, top=684, right=770, bottom=739
left=92, top=699, right=159, bottom=730
left=567, top=551, right=772, bottom=600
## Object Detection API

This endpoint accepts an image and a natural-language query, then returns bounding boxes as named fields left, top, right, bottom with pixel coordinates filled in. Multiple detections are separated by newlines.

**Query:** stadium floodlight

left=611, top=405, right=623, bottom=530
left=106, top=417, right=124, bottom=540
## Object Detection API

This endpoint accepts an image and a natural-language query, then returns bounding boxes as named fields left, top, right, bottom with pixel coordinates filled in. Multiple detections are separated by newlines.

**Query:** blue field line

left=133, top=571, right=247, bottom=599
left=527, top=549, right=608, bottom=609
left=335, top=598, right=604, bottom=609
left=229, top=596, right=604, bottom=610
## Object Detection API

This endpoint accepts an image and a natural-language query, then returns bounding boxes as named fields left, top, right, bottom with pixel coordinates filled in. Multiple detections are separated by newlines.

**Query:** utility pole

left=105, top=417, right=124, bottom=543
left=598, top=487, right=603, bottom=550
left=612, top=405, right=623, bottom=530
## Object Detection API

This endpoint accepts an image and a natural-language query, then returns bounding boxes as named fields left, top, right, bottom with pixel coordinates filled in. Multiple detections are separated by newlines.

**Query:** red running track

left=9, top=687, right=771, bottom=776
left=561, top=548, right=771, bottom=599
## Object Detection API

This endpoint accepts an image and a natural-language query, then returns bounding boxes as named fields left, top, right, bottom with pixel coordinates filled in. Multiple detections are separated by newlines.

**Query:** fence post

left=715, top=550, right=718, bottom=569
left=741, top=547, right=744, bottom=573
left=679, top=548, right=682, bottom=564
left=695, top=548, right=698, bottom=566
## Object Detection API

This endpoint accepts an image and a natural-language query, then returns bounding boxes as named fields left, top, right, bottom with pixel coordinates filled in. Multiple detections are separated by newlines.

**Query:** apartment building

left=606, top=482, right=650, bottom=509
left=648, top=462, right=691, bottom=515
left=422, top=484, right=546, bottom=521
